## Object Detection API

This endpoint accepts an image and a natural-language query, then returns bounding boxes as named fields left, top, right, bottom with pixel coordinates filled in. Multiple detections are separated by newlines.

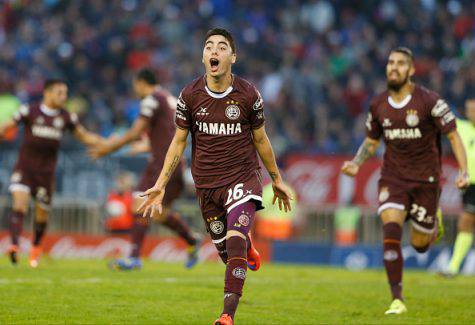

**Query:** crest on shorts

left=225, top=101, right=240, bottom=120
left=53, top=117, right=64, bottom=129
left=405, top=109, right=419, bottom=127
left=379, top=187, right=389, bottom=202
left=238, top=213, right=250, bottom=227
left=232, top=267, right=246, bottom=279
left=210, top=221, right=224, bottom=234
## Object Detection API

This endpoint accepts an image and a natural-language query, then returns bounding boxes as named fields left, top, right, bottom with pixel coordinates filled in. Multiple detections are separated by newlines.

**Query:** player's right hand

left=341, top=161, right=359, bottom=177
left=137, top=185, right=166, bottom=218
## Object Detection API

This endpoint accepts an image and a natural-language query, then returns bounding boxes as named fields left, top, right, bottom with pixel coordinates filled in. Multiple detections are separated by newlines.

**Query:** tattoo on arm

left=269, top=172, right=278, bottom=182
left=353, top=140, right=377, bottom=166
left=164, top=155, right=180, bottom=180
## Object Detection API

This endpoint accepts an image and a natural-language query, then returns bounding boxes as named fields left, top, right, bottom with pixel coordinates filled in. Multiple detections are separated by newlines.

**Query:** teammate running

left=341, top=47, right=469, bottom=314
left=89, top=69, right=201, bottom=270
left=0, top=79, right=102, bottom=267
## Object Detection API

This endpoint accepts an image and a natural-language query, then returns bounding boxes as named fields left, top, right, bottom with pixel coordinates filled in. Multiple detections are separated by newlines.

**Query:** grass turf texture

left=0, top=259, right=474, bottom=324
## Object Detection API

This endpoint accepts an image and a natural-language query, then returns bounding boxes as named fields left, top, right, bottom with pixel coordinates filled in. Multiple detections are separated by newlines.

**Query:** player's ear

left=409, top=64, right=415, bottom=77
left=231, top=53, right=236, bottom=64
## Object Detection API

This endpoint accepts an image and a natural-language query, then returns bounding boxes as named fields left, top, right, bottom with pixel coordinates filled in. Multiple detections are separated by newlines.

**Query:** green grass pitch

left=0, top=258, right=474, bottom=324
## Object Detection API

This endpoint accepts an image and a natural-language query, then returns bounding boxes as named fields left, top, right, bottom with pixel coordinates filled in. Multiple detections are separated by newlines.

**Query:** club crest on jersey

left=405, top=110, right=419, bottom=127
left=225, top=100, right=240, bottom=120
left=53, top=117, right=64, bottom=129
left=35, top=116, right=45, bottom=125
left=238, top=213, right=250, bottom=227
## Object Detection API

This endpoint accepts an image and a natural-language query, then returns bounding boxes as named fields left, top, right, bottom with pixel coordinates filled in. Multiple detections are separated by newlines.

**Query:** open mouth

left=210, top=58, right=219, bottom=72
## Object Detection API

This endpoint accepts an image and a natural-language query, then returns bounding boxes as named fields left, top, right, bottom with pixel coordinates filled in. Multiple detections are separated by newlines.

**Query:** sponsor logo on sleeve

left=365, top=113, right=372, bottom=130
left=177, top=93, right=187, bottom=111
left=431, top=99, right=450, bottom=117
left=379, top=187, right=389, bottom=202
left=253, top=91, right=263, bottom=110
left=140, top=96, right=158, bottom=117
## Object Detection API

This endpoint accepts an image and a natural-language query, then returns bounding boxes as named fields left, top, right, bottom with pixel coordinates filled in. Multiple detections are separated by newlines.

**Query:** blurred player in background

left=137, top=28, right=293, bottom=325
left=341, top=48, right=469, bottom=314
left=89, top=68, right=201, bottom=270
left=442, top=98, right=475, bottom=277
left=0, top=79, right=102, bottom=267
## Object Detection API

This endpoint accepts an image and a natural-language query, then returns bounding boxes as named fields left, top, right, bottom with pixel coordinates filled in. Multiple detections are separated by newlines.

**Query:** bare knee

left=12, top=191, right=30, bottom=214
left=410, top=231, right=431, bottom=253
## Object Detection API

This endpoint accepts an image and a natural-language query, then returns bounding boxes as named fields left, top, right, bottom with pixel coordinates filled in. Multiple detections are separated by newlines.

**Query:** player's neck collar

left=40, top=104, right=60, bottom=116
left=387, top=94, right=412, bottom=109
left=204, top=74, right=234, bottom=99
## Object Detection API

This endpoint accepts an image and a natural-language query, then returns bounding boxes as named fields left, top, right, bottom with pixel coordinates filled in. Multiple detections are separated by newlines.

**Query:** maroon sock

left=223, top=236, right=247, bottom=319
left=130, top=214, right=149, bottom=258
left=10, top=211, right=24, bottom=246
left=33, top=221, right=47, bottom=246
left=383, top=222, right=403, bottom=301
left=162, top=212, right=196, bottom=246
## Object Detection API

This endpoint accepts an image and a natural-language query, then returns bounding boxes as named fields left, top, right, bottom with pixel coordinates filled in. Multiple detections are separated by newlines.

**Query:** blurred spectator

left=0, top=0, right=474, bottom=156
left=104, top=172, right=136, bottom=234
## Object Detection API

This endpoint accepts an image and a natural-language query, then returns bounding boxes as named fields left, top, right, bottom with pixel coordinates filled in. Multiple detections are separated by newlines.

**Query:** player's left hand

left=456, top=170, right=470, bottom=189
left=272, top=181, right=293, bottom=212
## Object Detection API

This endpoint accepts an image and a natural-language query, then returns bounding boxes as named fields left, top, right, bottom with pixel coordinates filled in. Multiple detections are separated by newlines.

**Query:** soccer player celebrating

left=137, top=28, right=293, bottom=324
left=0, top=79, right=102, bottom=267
left=89, top=69, right=201, bottom=270
left=442, top=98, right=475, bottom=277
left=341, top=48, right=469, bottom=315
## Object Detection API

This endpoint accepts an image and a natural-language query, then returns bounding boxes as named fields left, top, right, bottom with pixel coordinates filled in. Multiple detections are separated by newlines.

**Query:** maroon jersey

left=366, top=84, right=456, bottom=183
left=13, top=103, right=78, bottom=174
left=175, top=75, right=265, bottom=189
left=139, top=86, right=177, bottom=169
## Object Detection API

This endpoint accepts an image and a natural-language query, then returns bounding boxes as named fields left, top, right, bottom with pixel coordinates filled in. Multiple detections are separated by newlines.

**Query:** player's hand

left=272, top=181, right=293, bottom=212
left=137, top=184, right=166, bottom=218
left=88, top=140, right=112, bottom=159
left=341, top=161, right=359, bottom=177
left=456, top=170, right=470, bottom=189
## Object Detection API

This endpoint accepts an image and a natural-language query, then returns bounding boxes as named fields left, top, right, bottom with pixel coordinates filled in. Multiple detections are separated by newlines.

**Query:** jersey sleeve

left=365, top=100, right=382, bottom=139
left=175, top=89, right=192, bottom=129
left=430, top=97, right=456, bottom=134
left=139, top=95, right=159, bottom=120
left=12, top=104, right=30, bottom=125
left=249, top=86, right=265, bottom=129
left=65, top=112, right=79, bottom=132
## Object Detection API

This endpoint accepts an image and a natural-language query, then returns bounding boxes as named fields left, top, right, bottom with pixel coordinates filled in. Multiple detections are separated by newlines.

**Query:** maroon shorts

left=134, top=161, right=184, bottom=206
left=378, top=177, right=440, bottom=234
left=196, top=170, right=264, bottom=245
left=9, top=168, right=54, bottom=209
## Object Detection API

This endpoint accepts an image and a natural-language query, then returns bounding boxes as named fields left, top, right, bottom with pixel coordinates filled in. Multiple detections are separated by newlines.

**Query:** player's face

left=45, top=84, right=68, bottom=108
left=202, top=35, right=236, bottom=78
left=133, top=79, right=146, bottom=98
left=465, top=99, right=475, bottom=124
left=386, top=52, right=414, bottom=91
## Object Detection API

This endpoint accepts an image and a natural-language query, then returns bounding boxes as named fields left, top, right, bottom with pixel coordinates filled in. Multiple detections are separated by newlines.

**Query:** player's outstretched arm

left=341, top=137, right=380, bottom=177
left=252, top=125, right=293, bottom=212
left=447, top=130, right=470, bottom=189
left=129, top=136, right=151, bottom=156
left=88, top=118, right=148, bottom=159
left=138, top=127, right=189, bottom=217
left=74, top=124, right=105, bottom=146
left=0, top=119, right=16, bottom=140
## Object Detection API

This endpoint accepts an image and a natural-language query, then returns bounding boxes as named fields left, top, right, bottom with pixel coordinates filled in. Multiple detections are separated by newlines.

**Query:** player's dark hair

left=43, top=79, right=66, bottom=91
left=205, top=28, right=236, bottom=53
left=135, top=68, right=157, bottom=85
left=391, top=47, right=414, bottom=62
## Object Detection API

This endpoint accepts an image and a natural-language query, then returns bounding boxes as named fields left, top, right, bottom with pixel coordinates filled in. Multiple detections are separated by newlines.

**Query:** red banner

left=284, top=154, right=462, bottom=213
left=0, top=232, right=271, bottom=262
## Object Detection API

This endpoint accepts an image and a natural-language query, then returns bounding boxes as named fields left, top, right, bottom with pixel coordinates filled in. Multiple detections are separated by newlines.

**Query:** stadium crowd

left=0, top=0, right=474, bottom=156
